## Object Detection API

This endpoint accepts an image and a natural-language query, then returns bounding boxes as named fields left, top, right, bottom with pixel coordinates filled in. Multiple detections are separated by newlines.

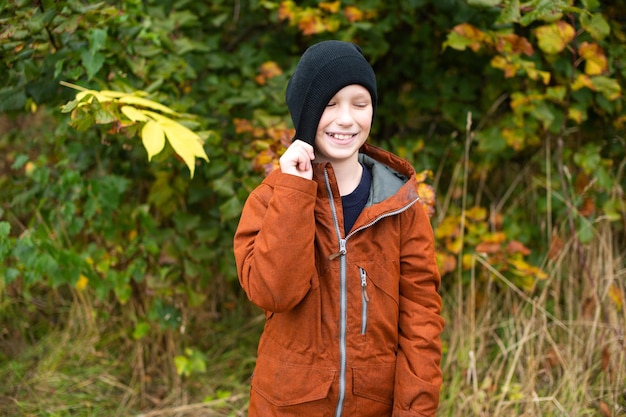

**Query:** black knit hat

left=286, top=40, right=377, bottom=146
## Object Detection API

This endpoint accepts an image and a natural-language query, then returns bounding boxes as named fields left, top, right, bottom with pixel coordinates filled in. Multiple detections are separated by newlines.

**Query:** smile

left=328, top=132, right=356, bottom=140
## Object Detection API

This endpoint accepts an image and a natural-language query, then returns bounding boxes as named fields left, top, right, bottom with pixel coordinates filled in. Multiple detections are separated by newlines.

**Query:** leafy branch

left=60, top=81, right=210, bottom=178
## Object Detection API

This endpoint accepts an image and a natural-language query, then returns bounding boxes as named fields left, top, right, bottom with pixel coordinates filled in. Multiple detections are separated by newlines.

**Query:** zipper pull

left=329, top=238, right=347, bottom=260
left=360, top=268, right=370, bottom=302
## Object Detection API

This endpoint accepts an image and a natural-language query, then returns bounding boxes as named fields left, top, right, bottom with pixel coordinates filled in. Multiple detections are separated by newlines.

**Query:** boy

left=234, top=40, right=444, bottom=417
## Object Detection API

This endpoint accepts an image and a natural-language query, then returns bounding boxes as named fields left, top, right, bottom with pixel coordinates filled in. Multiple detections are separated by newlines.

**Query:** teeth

left=330, top=133, right=353, bottom=140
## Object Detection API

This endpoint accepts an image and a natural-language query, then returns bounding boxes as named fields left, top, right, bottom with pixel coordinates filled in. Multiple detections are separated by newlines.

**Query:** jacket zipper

left=359, top=267, right=369, bottom=335
left=324, top=168, right=420, bottom=417
left=324, top=170, right=347, bottom=417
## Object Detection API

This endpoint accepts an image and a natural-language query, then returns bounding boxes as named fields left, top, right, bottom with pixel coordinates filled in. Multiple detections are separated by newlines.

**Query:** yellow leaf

left=99, top=90, right=130, bottom=99
left=144, top=111, right=209, bottom=177
left=568, top=107, right=585, bottom=124
left=525, top=64, right=551, bottom=84
left=572, top=74, right=594, bottom=91
left=121, top=105, right=149, bottom=122
left=502, top=128, right=526, bottom=151
left=435, top=216, right=460, bottom=240
left=608, top=284, right=624, bottom=311
left=461, top=253, right=473, bottom=270
left=579, top=42, right=608, bottom=75
left=76, top=275, right=89, bottom=291
left=319, top=1, right=340, bottom=13
left=76, top=90, right=114, bottom=103
left=142, top=120, right=166, bottom=161
left=491, top=55, right=518, bottom=78
left=466, top=206, right=487, bottom=222
left=118, top=95, right=179, bottom=115
left=534, top=21, right=575, bottom=54
left=446, top=236, right=464, bottom=255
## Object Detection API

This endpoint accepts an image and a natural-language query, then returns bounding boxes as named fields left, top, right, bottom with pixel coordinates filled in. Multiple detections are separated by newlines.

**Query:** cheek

left=358, top=111, right=373, bottom=131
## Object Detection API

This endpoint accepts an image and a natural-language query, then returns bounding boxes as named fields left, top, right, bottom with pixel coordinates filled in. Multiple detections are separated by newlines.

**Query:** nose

left=335, top=103, right=355, bottom=126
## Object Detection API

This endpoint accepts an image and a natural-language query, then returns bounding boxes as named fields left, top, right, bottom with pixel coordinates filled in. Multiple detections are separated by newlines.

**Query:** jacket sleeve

left=233, top=171, right=318, bottom=313
left=393, top=202, right=445, bottom=417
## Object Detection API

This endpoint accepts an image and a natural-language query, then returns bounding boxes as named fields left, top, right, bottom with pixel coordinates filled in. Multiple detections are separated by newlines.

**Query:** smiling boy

left=234, top=40, right=444, bottom=417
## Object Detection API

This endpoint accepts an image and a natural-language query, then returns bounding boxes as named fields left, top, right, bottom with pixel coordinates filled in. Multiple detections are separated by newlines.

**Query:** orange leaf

left=598, top=401, right=611, bottom=417
left=579, top=197, right=595, bottom=217
left=344, top=6, right=364, bottom=22
left=491, top=56, right=518, bottom=78
left=496, top=33, right=534, bottom=56
left=233, top=118, right=253, bottom=134
left=452, top=23, right=485, bottom=43
left=260, top=61, right=283, bottom=78
left=451, top=23, right=485, bottom=52
left=298, top=13, right=325, bottom=35
left=475, top=242, right=501, bottom=254
left=506, top=240, right=531, bottom=256
left=256, top=61, right=284, bottom=85
left=278, top=1, right=295, bottom=21
left=437, top=253, right=457, bottom=275
left=420, top=202, right=435, bottom=219
left=548, top=235, right=564, bottom=260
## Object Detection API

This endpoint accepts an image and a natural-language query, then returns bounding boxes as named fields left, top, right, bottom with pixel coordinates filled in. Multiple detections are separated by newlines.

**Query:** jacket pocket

left=352, top=363, right=395, bottom=405
left=252, top=355, right=336, bottom=407
left=359, top=267, right=369, bottom=335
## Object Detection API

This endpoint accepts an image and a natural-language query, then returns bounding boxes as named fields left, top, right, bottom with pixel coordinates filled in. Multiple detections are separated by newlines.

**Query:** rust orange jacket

left=234, top=143, right=444, bottom=417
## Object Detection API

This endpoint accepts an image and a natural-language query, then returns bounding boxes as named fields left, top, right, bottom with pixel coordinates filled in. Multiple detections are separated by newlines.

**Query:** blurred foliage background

left=1, top=0, right=625, bottom=416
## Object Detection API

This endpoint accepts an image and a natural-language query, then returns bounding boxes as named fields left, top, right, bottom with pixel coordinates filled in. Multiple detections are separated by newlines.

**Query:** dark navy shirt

left=341, top=162, right=372, bottom=235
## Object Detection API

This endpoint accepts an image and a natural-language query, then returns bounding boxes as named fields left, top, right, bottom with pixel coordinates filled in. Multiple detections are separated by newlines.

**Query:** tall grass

left=436, top=119, right=626, bottom=416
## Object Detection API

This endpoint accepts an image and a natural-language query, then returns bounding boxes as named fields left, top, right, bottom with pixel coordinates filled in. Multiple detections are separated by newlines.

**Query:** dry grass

left=438, top=223, right=626, bottom=416
left=435, top=119, right=626, bottom=416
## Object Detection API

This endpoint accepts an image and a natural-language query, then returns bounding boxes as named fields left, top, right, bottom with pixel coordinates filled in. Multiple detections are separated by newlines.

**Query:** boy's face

left=314, top=84, right=372, bottom=165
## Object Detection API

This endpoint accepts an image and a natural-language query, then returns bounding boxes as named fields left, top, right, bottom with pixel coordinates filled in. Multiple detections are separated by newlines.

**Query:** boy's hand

left=279, top=140, right=315, bottom=180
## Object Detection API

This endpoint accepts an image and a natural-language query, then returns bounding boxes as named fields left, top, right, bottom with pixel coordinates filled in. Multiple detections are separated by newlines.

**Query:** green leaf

left=11, top=154, right=29, bottom=170
left=88, top=28, right=108, bottom=52
left=476, top=126, right=507, bottom=155
left=133, top=322, right=151, bottom=340
left=467, top=0, right=502, bottom=7
left=0, top=86, right=27, bottom=112
left=175, top=355, right=190, bottom=376
left=81, top=50, right=105, bottom=80
left=0, top=221, right=11, bottom=262
left=580, top=13, right=610, bottom=40
left=219, top=195, right=243, bottom=221
left=577, top=218, right=594, bottom=244
left=589, top=76, right=622, bottom=101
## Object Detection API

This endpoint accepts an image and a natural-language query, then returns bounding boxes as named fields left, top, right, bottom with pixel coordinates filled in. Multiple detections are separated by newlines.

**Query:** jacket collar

left=312, top=142, right=419, bottom=212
